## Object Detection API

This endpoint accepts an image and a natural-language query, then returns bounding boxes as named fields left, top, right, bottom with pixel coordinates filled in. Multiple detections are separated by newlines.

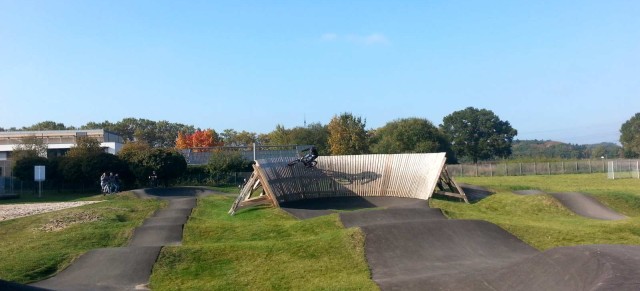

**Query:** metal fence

left=447, top=159, right=640, bottom=177
left=180, top=144, right=312, bottom=165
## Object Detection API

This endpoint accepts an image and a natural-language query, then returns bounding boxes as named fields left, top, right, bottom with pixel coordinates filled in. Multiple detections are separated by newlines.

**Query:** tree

left=83, top=118, right=196, bottom=147
left=288, top=123, right=330, bottom=155
left=264, top=123, right=330, bottom=154
left=327, top=113, right=369, bottom=155
left=620, top=113, right=640, bottom=158
left=12, top=136, right=48, bottom=160
left=175, top=129, right=222, bottom=149
left=119, top=144, right=187, bottom=186
left=440, top=107, right=517, bottom=163
left=370, top=118, right=457, bottom=163
left=66, top=136, right=104, bottom=158
left=12, top=156, right=48, bottom=182
left=22, top=121, right=72, bottom=131
left=207, top=151, right=251, bottom=183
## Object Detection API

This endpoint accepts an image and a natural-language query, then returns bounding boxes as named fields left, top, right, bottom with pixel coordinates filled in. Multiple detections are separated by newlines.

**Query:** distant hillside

left=511, top=140, right=621, bottom=160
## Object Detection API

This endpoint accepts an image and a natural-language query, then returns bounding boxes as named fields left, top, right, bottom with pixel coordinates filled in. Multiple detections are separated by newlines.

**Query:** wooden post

left=562, top=161, right=564, bottom=174
left=519, top=163, right=522, bottom=176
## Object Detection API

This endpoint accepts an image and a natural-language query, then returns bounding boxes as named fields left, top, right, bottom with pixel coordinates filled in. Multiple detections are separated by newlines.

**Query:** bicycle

left=287, top=154, right=318, bottom=168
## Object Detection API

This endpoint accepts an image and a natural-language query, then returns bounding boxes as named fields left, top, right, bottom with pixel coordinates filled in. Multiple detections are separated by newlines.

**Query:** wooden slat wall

left=257, top=153, right=447, bottom=203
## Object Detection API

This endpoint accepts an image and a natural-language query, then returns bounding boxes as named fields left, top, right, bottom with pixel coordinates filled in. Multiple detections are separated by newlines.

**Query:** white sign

left=35, top=165, right=46, bottom=181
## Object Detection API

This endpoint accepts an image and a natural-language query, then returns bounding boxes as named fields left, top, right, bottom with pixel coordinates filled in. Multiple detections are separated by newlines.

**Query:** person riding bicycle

left=301, top=146, right=318, bottom=165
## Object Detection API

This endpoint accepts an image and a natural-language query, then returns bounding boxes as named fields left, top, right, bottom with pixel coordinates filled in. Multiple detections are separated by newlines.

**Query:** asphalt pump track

left=22, top=187, right=218, bottom=291
left=281, top=196, right=640, bottom=291
left=513, top=190, right=627, bottom=220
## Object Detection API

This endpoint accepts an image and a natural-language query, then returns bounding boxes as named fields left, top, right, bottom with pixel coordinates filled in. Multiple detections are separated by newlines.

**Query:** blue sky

left=1, top=1, right=638, bottom=144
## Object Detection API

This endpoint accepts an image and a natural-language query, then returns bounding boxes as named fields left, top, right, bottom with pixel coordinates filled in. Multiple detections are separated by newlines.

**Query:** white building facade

left=0, top=129, right=124, bottom=177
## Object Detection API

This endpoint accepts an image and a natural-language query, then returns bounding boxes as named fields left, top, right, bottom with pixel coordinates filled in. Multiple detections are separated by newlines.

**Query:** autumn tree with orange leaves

left=176, top=129, right=222, bottom=150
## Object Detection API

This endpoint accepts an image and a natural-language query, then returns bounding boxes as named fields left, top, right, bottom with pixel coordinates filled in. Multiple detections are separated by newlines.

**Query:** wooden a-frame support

left=435, top=166, right=469, bottom=203
left=229, top=164, right=278, bottom=215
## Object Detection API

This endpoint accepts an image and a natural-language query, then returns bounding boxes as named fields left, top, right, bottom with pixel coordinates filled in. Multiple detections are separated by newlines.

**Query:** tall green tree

left=22, top=121, right=73, bottom=131
left=265, top=125, right=291, bottom=145
left=327, top=113, right=368, bottom=155
left=371, top=118, right=457, bottom=163
left=265, top=123, right=330, bottom=154
left=440, top=107, right=517, bottom=163
left=620, top=113, right=640, bottom=158
left=82, top=118, right=196, bottom=147
left=118, top=143, right=187, bottom=186
left=219, top=129, right=255, bottom=146
left=66, top=136, right=104, bottom=158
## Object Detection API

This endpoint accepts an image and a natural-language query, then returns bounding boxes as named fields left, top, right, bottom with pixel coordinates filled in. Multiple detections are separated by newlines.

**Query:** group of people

left=100, top=172, right=121, bottom=195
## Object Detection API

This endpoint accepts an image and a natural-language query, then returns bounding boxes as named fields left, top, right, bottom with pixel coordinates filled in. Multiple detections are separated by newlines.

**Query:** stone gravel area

left=0, top=201, right=103, bottom=221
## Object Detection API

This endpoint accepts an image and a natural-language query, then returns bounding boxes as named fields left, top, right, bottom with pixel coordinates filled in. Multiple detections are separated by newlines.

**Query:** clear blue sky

left=1, top=1, right=638, bottom=144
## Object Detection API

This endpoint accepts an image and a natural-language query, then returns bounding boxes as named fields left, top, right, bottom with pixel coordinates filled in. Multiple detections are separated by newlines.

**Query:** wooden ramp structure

left=229, top=153, right=467, bottom=215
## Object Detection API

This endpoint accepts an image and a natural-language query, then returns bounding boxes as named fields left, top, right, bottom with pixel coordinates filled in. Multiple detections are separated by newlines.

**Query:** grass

left=150, top=195, right=377, bottom=290
left=4, top=173, right=640, bottom=288
left=431, top=173, right=640, bottom=250
left=0, top=192, right=164, bottom=283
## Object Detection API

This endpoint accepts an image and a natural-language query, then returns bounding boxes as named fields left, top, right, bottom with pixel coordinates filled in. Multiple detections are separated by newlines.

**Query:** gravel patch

left=0, top=201, right=103, bottom=222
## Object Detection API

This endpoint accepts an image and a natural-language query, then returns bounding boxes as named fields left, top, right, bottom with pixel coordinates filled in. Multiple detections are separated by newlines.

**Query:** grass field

left=431, top=173, right=640, bottom=250
left=0, top=192, right=164, bottom=283
left=2, top=174, right=640, bottom=288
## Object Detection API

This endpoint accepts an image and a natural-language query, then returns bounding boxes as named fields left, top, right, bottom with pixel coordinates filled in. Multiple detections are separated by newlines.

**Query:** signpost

left=34, top=165, right=45, bottom=198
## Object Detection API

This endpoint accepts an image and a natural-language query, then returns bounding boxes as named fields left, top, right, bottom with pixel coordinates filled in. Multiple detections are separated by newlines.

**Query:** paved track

left=285, top=195, right=640, bottom=290
left=29, top=187, right=219, bottom=291
left=550, top=192, right=626, bottom=220
left=514, top=189, right=626, bottom=220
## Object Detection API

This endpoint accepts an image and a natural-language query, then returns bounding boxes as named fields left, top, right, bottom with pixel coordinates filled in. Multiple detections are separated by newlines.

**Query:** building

left=0, top=129, right=124, bottom=178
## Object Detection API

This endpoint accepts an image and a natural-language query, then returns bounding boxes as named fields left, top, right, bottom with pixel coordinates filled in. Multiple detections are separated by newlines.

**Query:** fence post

left=519, top=163, right=522, bottom=176
left=253, top=143, right=256, bottom=161
left=589, top=160, right=592, bottom=173
left=561, top=161, right=564, bottom=174
left=534, top=162, right=537, bottom=175
left=475, top=163, right=478, bottom=177
left=490, top=163, right=493, bottom=177
left=505, top=163, right=509, bottom=176
left=548, top=162, right=551, bottom=175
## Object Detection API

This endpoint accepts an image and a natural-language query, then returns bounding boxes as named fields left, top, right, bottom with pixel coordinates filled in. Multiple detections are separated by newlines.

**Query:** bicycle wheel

left=287, top=159, right=299, bottom=166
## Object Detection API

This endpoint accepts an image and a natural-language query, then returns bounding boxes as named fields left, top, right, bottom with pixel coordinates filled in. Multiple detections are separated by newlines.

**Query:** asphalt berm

left=26, top=187, right=220, bottom=291
left=282, top=195, right=640, bottom=291
left=514, top=189, right=626, bottom=220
